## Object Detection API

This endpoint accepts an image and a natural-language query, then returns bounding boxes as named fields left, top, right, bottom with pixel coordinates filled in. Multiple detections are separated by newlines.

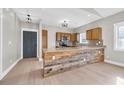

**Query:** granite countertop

left=43, top=46, right=106, bottom=53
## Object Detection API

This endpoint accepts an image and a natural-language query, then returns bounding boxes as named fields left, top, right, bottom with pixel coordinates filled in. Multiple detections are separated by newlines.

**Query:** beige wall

left=2, top=8, right=21, bottom=72
left=21, top=22, right=39, bottom=30
left=74, top=11, right=124, bottom=63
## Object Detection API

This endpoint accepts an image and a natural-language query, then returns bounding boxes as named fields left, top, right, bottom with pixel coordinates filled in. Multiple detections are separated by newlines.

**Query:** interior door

left=42, top=30, right=48, bottom=49
left=23, top=31, right=37, bottom=58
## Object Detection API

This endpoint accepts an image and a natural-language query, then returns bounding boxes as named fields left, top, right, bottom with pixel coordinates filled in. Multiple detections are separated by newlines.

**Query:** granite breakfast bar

left=42, top=46, right=105, bottom=77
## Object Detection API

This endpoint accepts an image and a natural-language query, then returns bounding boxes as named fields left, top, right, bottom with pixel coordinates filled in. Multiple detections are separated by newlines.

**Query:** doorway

left=23, top=31, right=37, bottom=58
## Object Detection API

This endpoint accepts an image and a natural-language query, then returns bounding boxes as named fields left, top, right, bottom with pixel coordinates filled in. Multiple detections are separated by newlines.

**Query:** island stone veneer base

left=43, top=48, right=104, bottom=77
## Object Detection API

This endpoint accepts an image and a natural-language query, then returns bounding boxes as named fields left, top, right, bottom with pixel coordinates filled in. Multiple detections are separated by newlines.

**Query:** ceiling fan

left=61, top=20, right=68, bottom=28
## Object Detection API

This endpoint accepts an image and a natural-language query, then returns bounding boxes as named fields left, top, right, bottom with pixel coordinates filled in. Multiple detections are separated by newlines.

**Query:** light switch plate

left=8, top=41, right=12, bottom=45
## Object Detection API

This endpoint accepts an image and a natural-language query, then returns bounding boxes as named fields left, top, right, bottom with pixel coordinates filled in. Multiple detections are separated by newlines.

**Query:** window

left=114, top=22, right=124, bottom=51
left=79, top=32, right=86, bottom=43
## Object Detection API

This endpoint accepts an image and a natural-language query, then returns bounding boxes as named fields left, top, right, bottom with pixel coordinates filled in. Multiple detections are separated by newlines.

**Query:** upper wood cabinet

left=56, top=32, right=77, bottom=42
left=86, top=30, right=92, bottom=40
left=61, top=33, right=71, bottom=40
left=86, top=27, right=102, bottom=40
left=70, top=33, right=77, bottom=42
left=56, top=32, right=70, bottom=41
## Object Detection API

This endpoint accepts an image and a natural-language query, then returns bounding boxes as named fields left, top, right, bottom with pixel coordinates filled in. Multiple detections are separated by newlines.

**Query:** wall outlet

left=98, top=51, right=101, bottom=54
left=52, top=56, right=55, bottom=60
left=98, top=41, right=101, bottom=44
left=83, top=58, right=86, bottom=61
left=8, top=41, right=12, bottom=45
left=96, top=43, right=98, bottom=45
left=106, top=56, right=110, bottom=59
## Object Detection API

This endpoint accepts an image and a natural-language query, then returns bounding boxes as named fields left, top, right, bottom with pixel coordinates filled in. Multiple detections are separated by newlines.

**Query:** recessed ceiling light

left=88, top=14, right=91, bottom=17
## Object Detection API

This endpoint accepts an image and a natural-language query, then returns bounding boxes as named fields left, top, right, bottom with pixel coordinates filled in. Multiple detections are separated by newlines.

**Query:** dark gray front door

left=23, top=31, right=37, bottom=58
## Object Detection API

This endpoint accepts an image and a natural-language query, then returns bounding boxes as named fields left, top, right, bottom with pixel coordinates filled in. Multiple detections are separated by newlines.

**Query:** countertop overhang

left=43, top=46, right=106, bottom=53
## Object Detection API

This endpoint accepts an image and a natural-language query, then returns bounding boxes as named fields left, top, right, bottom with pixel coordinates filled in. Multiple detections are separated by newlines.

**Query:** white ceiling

left=13, top=8, right=124, bottom=29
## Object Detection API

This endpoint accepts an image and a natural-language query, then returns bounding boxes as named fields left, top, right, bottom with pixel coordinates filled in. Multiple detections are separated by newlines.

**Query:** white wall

left=2, top=8, right=21, bottom=72
left=21, top=22, right=39, bottom=30
left=74, top=11, right=124, bottom=63
left=42, top=25, right=72, bottom=48
left=0, top=9, right=2, bottom=74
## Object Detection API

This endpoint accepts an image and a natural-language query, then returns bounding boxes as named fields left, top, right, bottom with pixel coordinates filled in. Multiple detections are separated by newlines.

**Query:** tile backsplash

left=78, top=40, right=103, bottom=46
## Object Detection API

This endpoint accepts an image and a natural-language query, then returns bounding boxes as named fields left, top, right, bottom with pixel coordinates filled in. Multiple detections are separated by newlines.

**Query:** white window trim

left=0, top=9, right=3, bottom=74
left=79, top=32, right=86, bottom=43
left=114, top=22, right=124, bottom=51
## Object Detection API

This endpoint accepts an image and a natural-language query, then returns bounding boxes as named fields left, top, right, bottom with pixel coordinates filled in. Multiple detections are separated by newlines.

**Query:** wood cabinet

left=42, top=47, right=105, bottom=77
left=86, top=27, right=102, bottom=40
left=56, top=32, right=77, bottom=42
left=61, top=33, right=71, bottom=40
left=70, top=33, right=77, bottom=42
left=86, top=30, right=92, bottom=40
left=56, top=32, right=71, bottom=41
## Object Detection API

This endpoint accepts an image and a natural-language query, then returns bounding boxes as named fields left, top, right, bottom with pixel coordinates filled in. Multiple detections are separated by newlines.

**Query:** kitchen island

left=42, top=46, right=105, bottom=77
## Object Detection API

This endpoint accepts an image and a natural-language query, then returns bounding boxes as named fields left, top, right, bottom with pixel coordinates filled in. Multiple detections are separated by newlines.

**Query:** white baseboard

left=105, top=59, right=124, bottom=67
left=38, top=58, right=43, bottom=69
left=0, top=57, right=22, bottom=80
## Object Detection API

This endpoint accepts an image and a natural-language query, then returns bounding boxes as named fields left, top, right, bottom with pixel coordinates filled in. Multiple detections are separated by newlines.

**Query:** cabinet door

left=97, top=28, right=102, bottom=40
left=70, top=33, right=77, bottom=42
left=92, top=28, right=102, bottom=40
left=74, top=33, right=77, bottom=41
left=86, top=30, right=92, bottom=40
left=70, top=34, right=74, bottom=41
left=92, top=29, right=99, bottom=40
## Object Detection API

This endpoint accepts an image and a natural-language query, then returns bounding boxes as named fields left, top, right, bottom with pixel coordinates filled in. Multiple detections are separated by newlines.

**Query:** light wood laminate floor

left=0, top=58, right=124, bottom=85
